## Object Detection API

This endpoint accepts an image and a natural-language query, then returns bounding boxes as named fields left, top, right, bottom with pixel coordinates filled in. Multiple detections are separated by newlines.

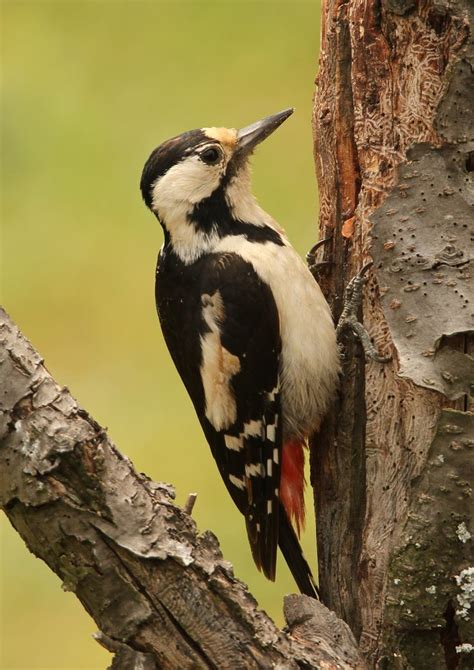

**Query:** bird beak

left=236, top=108, right=294, bottom=155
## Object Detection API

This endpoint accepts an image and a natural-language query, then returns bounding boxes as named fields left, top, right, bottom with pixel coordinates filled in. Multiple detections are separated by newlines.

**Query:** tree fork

left=312, top=0, right=473, bottom=668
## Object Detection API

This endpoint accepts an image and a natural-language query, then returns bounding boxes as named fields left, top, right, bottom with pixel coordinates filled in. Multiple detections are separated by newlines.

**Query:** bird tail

left=278, top=503, right=320, bottom=599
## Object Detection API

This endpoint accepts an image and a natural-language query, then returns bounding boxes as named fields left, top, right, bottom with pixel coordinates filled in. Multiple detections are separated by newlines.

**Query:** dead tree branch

left=0, top=308, right=365, bottom=669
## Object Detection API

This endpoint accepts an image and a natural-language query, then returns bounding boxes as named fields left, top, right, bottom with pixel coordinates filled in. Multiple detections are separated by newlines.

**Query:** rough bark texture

left=312, top=1, right=473, bottom=668
left=0, top=308, right=365, bottom=670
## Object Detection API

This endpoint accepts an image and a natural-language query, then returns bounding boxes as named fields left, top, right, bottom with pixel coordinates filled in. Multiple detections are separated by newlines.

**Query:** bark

left=0, top=308, right=365, bottom=670
left=312, top=1, right=473, bottom=669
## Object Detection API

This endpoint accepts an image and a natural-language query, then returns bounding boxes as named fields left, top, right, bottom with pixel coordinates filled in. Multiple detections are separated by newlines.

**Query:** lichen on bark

left=384, top=410, right=473, bottom=669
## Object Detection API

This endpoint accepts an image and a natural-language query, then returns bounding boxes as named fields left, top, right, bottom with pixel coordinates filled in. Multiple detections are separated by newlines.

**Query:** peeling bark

left=312, top=0, right=473, bottom=668
left=0, top=308, right=365, bottom=669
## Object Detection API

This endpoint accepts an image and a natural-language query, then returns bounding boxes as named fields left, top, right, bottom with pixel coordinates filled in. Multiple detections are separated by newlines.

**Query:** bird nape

left=140, top=109, right=340, bottom=599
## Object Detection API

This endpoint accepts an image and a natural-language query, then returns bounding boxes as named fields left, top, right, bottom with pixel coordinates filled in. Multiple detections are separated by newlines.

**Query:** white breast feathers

left=215, top=235, right=340, bottom=439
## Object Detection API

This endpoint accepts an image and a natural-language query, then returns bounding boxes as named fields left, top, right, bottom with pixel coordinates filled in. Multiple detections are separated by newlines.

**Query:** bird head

left=140, top=108, right=294, bottom=232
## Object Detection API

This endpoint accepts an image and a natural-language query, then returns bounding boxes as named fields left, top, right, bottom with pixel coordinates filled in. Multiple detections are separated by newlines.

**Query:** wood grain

left=312, top=1, right=473, bottom=667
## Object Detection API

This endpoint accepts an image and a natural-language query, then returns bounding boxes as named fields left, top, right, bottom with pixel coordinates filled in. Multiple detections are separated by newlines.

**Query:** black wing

left=157, top=249, right=282, bottom=580
left=200, top=253, right=282, bottom=580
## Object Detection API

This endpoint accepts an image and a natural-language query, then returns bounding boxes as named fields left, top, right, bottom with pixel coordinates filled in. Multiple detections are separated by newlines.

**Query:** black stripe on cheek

left=189, top=186, right=284, bottom=246
left=231, top=221, right=284, bottom=245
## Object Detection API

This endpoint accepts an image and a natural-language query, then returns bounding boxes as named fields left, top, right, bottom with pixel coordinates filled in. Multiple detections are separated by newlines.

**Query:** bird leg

left=306, top=237, right=333, bottom=278
left=336, top=261, right=391, bottom=363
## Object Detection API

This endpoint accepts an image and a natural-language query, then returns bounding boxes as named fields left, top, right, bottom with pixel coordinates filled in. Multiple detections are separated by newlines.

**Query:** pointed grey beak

left=236, top=108, right=294, bottom=154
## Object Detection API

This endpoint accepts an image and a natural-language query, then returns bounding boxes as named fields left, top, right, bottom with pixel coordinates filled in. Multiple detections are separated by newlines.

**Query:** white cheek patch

left=200, top=291, right=241, bottom=432
left=152, top=156, right=224, bottom=265
left=152, top=155, right=222, bottom=211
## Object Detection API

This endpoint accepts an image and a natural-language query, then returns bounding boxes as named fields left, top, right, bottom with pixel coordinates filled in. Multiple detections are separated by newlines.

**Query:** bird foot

left=306, top=237, right=333, bottom=278
left=336, top=262, right=391, bottom=364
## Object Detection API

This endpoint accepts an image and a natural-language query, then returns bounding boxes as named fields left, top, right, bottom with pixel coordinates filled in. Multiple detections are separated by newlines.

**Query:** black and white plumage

left=140, top=109, right=339, bottom=597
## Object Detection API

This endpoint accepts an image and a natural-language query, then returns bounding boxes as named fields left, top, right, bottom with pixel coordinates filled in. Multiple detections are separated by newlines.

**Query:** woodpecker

left=140, top=109, right=340, bottom=598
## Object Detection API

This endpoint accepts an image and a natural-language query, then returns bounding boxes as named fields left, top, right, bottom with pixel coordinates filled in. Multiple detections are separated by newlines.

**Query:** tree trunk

left=311, top=1, right=473, bottom=668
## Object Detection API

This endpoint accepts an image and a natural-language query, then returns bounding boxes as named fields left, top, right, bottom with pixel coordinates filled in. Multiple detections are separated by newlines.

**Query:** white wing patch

left=229, top=474, right=246, bottom=490
left=245, top=463, right=265, bottom=478
left=266, top=424, right=277, bottom=442
left=266, top=459, right=273, bottom=477
left=224, top=393, right=278, bottom=453
left=267, top=386, right=279, bottom=402
left=224, top=434, right=243, bottom=451
left=200, top=291, right=241, bottom=431
left=243, top=419, right=264, bottom=439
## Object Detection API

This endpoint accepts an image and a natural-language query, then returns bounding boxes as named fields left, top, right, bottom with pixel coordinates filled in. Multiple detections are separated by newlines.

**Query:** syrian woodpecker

left=140, top=109, right=340, bottom=598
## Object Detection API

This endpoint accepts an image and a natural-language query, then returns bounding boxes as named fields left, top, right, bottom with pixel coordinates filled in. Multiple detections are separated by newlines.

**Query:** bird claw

left=336, top=262, right=391, bottom=364
left=306, top=237, right=333, bottom=278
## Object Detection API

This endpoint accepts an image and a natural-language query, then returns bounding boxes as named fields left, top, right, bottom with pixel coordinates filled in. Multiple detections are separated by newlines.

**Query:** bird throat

left=160, top=182, right=284, bottom=265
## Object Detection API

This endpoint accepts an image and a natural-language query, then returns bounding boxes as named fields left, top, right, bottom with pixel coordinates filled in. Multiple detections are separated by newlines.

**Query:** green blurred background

left=1, top=1, right=322, bottom=667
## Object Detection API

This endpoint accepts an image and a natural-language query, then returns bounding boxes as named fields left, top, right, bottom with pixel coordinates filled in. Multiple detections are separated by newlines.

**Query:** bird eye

left=199, top=146, right=221, bottom=165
